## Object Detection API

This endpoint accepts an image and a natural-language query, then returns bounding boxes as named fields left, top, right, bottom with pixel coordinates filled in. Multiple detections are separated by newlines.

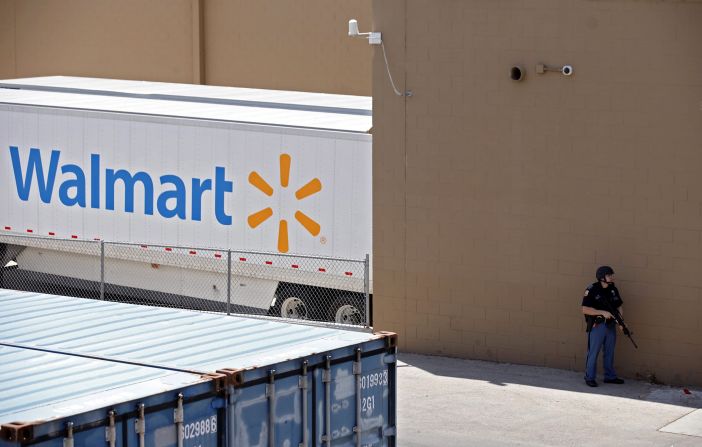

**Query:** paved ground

left=397, top=353, right=702, bottom=447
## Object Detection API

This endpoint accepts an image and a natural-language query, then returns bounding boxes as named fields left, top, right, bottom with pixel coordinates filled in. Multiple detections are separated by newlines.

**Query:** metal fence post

left=227, top=249, right=232, bottom=315
left=364, top=253, right=370, bottom=327
left=100, top=240, right=105, bottom=300
left=0, top=243, right=5, bottom=288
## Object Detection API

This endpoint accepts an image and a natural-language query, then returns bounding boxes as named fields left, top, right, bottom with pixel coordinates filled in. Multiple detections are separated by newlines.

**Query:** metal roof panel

left=0, top=289, right=378, bottom=374
left=0, top=344, right=206, bottom=424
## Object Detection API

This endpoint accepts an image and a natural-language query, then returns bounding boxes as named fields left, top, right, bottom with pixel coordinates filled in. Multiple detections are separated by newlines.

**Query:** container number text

left=361, top=396, right=376, bottom=413
left=361, top=371, right=388, bottom=391
left=183, top=416, right=217, bottom=440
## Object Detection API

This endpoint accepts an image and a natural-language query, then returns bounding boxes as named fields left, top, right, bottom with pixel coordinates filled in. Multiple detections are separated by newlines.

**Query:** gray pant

left=585, top=322, right=617, bottom=381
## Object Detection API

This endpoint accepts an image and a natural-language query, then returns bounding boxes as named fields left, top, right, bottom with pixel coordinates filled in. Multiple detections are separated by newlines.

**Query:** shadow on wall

left=399, top=353, right=702, bottom=409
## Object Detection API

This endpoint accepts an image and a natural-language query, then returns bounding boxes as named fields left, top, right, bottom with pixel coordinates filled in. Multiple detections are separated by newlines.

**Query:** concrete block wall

left=0, top=0, right=197, bottom=83
left=0, top=0, right=372, bottom=95
left=373, top=0, right=702, bottom=386
left=204, top=0, right=373, bottom=95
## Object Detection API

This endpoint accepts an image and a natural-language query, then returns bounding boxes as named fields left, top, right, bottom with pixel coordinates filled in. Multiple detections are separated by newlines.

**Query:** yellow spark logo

left=247, top=154, right=322, bottom=253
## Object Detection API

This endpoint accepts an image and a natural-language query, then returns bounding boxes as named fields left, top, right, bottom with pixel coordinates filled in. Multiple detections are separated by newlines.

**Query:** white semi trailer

left=0, top=77, right=372, bottom=324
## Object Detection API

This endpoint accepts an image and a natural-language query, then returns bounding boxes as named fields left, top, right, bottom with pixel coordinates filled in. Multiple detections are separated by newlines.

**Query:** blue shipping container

left=0, top=289, right=397, bottom=446
left=0, top=344, right=225, bottom=447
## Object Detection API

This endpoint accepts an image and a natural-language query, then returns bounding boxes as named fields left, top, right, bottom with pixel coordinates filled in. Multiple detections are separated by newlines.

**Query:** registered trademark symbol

left=320, top=236, right=327, bottom=244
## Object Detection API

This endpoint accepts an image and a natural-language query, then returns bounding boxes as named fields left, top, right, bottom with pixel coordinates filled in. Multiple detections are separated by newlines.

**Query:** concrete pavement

left=397, top=353, right=702, bottom=447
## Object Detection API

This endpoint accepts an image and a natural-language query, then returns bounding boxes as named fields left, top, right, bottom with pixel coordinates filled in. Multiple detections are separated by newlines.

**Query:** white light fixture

left=348, top=18, right=410, bottom=97
left=348, top=19, right=382, bottom=45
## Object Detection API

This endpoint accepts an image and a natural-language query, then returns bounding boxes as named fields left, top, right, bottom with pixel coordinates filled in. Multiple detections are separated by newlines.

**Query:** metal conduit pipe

left=136, top=404, right=146, bottom=447
left=64, top=422, right=74, bottom=447
left=227, top=386, right=236, bottom=447
left=175, top=394, right=184, bottom=447
left=354, top=348, right=362, bottom=447
left=324, top=355, right=332, bottom=446
left=106, top=411, right=116, bottom=447
left=268, top=370, right=276, bottom=447
left=300, top=360, right=309, bottom=447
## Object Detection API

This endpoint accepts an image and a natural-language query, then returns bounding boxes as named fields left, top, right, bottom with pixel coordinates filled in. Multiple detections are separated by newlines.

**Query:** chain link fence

left=0, top=233, right=370, bottom=327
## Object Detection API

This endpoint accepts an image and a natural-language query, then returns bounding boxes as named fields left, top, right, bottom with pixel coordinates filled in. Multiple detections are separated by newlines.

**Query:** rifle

left=602, top=299, right=638, bottom=349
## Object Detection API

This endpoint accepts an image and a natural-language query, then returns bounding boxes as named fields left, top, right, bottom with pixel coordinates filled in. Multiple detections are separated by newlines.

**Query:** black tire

left=269, top=286, right=309, bottom=320
left=328, top=295, right=366, bottom=325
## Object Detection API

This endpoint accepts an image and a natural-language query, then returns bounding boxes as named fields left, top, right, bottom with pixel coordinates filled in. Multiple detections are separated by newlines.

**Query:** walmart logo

left=6, top=147, right=322, bottom=254
left=247, top=154, right=322, bottom=253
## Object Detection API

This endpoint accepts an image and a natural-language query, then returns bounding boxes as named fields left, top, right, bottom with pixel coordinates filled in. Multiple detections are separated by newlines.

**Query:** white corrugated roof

left=0, top=289, right=380, bottom=374
left=0, top=344, right=206, bottom=424
left=0, top=76, right=372, bottom=133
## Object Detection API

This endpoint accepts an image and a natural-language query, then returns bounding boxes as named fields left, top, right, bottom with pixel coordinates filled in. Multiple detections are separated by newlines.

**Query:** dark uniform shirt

left=582, top=282, right=623, bottom=329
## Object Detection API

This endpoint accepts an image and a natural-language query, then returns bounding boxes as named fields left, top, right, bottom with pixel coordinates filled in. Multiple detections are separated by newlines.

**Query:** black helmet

left=596, top=266, right=614, bottom=282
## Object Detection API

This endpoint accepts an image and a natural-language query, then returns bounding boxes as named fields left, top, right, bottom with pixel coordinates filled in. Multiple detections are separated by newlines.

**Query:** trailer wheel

left=330, top=297, right=365, bottom=325
left=279, top=295, right=308, bottom=320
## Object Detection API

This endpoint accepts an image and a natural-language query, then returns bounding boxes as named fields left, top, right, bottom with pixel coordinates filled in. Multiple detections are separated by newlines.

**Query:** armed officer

left=581, top=266, right=626, bottom=387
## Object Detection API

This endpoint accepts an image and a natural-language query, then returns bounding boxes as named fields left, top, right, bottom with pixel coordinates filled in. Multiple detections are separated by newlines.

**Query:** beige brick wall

left=2, top=0, right=196, bottom=83
left=204, top=0, right=372, bottom=95
left=373, top=0, right=702, bottom=386
left=0, top=0, right=15, bottom=80
left=0, top=0, right=372, bottom=95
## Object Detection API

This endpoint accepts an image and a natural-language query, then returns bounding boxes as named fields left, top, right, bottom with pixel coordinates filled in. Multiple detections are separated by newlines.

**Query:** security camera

left=561, top=65, right=573, bottom=76
left=348, top=19, right=360, bottom=37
